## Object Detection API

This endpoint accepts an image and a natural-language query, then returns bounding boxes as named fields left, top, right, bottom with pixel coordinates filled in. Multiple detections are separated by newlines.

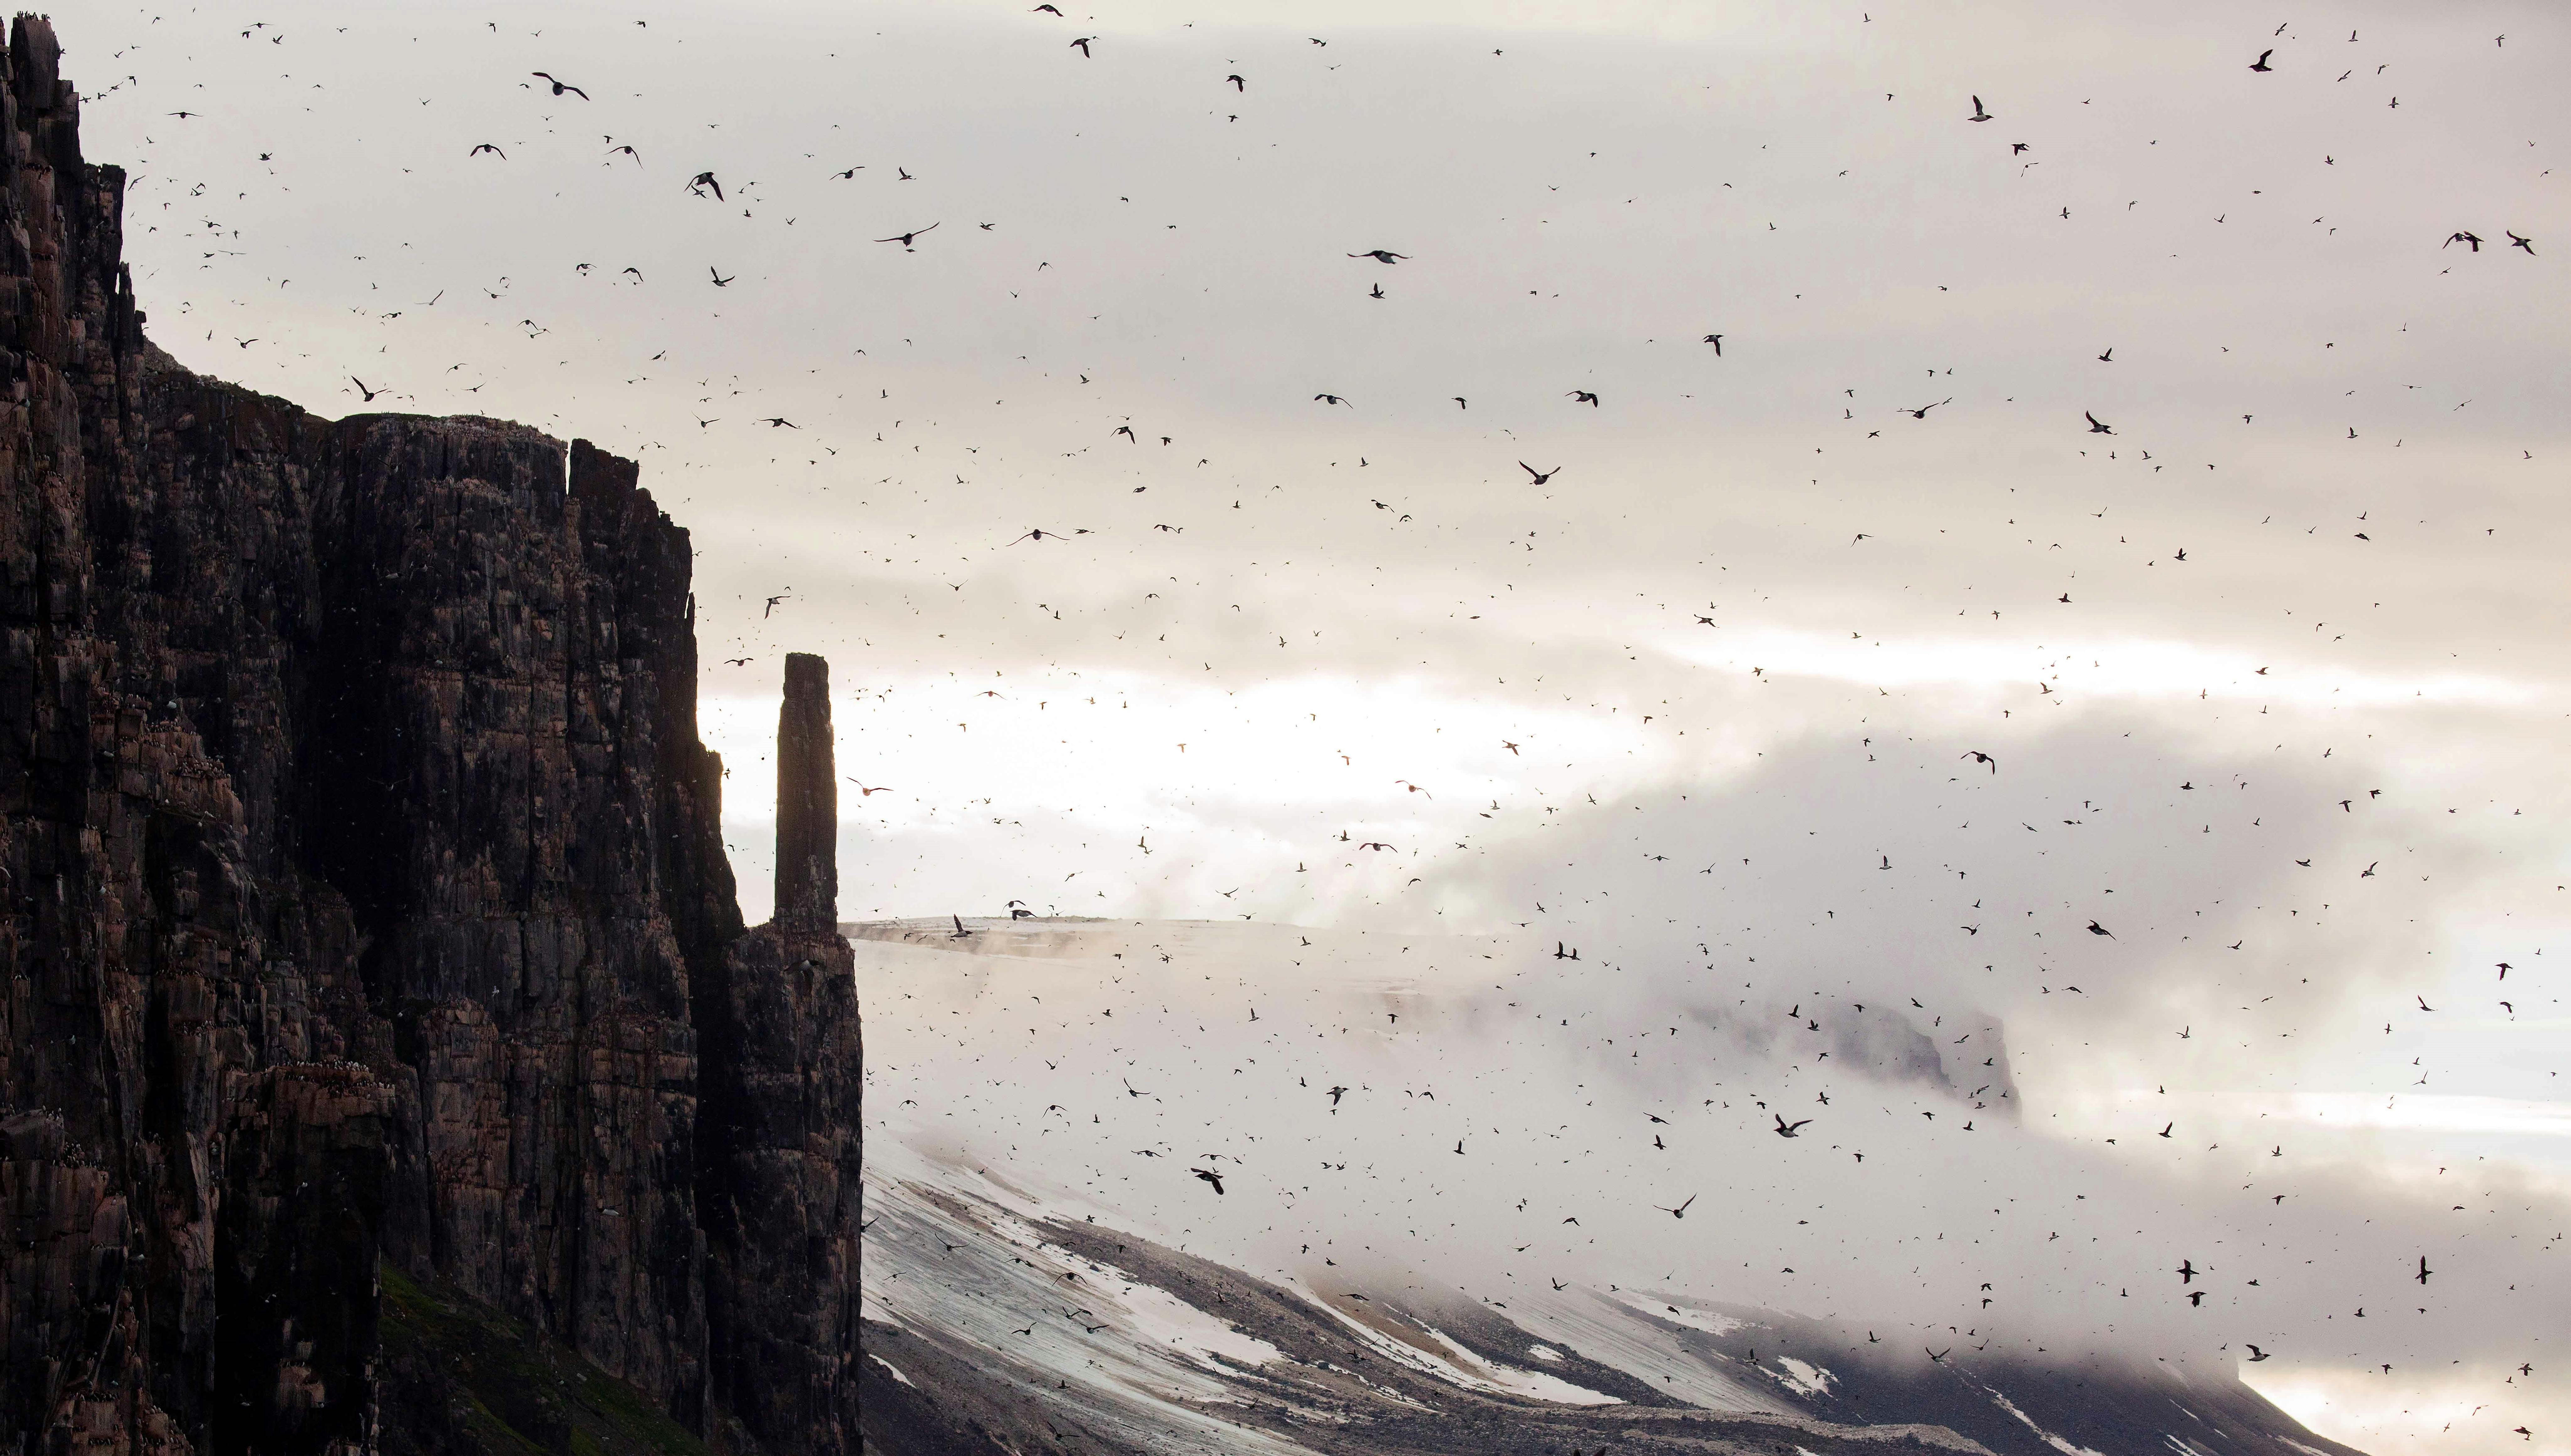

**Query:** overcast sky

left=62, top=0, right=2570, bottom=1450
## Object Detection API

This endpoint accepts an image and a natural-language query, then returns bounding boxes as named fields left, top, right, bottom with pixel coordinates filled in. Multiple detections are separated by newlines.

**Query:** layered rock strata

left=0, top=17, right=857, bottom=1455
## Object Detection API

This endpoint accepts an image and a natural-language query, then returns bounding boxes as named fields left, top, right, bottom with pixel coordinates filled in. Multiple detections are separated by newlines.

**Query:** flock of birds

left=87, top=4, right=2561, bottom=1448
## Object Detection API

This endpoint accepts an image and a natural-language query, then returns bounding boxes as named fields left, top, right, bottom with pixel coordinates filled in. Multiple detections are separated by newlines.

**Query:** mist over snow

left=859, top=911, right=2569, bottom=1456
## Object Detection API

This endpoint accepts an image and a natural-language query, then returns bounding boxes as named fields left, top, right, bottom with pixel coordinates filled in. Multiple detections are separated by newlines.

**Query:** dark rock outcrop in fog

left=0, top=17, right=858, bottom=1454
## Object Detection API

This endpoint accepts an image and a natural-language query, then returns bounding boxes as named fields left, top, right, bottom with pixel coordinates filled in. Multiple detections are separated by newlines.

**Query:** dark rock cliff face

left=0, top=18, right=857, bottom=1456
left=699, top=656, right=861, bottom=1450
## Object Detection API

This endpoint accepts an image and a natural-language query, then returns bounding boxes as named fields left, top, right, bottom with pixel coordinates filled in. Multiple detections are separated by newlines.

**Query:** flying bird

left=1963, top=751, right=1996, bottom=773
left=876, top=223, right=940, bottom=248
left=1521, top=462, right=1560, bottom=484
left=686, top=171, right=723, bottom=199
left=2250, top=49, right=2275, bottom=71
left=2447, top=231, right=2484, bottom=251
left=2085, top=411, right=2115, bottom=434
left=1070, top=36, right=1093, bottom=56
left=1348, top=249, right=1408, bottom=263
left=1569, top=390, right=1600, bottom=406
left=1773, top=1116, right=1812, bottom=1138
left=1226, top=74, right=1245, bottom=91
left=709, top=268, right=734, bottom=287
left=1192, top=1168, right=1225, bottom=1195
left=530, top=71, right=588, bottom=99
left=1968, top=96, right=1991, bottom=121
left=469, top=143, right=506, bottom=159
left=1656, top=1194, right=1698, bottom=1218
left=350, top=377, right=388, bottom=402
left=2246, top=1344, right=2272, bottom=1362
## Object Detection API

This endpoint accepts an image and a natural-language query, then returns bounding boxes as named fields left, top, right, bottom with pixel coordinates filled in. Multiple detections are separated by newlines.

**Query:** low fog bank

left=857, top=913, right=2569, bottom=1455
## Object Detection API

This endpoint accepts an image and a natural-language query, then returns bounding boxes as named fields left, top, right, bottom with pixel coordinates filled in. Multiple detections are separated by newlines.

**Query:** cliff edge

left=0, top=17, right=858, bottom=1456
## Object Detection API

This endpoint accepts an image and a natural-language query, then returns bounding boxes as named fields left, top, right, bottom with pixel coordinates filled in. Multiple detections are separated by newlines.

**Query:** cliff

left=0, top=17, right=858, bottom=1456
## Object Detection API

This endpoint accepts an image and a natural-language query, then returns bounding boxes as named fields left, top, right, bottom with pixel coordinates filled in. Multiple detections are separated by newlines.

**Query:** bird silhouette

left=529, top=71, right=588, bottom=99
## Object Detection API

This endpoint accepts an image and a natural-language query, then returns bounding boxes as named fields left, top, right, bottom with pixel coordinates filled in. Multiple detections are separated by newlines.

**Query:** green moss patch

left=377, top=1262, right=711, bottom=1456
